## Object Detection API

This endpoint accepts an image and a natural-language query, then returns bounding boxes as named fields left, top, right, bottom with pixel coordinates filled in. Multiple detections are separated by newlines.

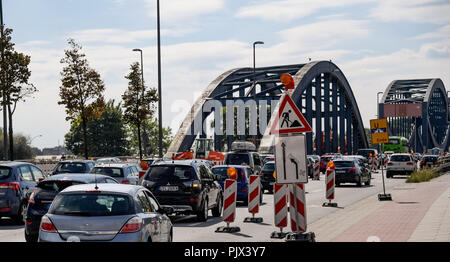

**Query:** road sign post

left=270, top=74, right=315, bottom=242
left=370, top=119, right=392, bottom=201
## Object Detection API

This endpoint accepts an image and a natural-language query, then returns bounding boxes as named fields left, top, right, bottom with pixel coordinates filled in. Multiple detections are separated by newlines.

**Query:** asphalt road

left=0, top=170, right=407, bottom=242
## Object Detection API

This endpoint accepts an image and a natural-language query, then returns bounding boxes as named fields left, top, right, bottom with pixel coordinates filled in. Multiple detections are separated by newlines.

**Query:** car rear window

left=225, top=153, right=250, bottom=165
left=0, top=167, right=11, bottom=180
left=50, top=193, right=132, bottom=216
left=145, top=165, right=197, bottom=183
left=423, top=156, right=438, bottom=161
left=211, top=167, right=246, bottom=181
left=38, top=180, right=85, bottom=192
left=262, top=163, right=275, bottom=171
left=357, top=150, right=375, bottom=157
left=321, top=157, right=333, bottom=162
left=55, top=163, right=87, bottom=173
left=334, top=161, right=355, bottom=168
left=91, top=167, right=123, bottom=177
left=390, top=155, right=411, bottom=162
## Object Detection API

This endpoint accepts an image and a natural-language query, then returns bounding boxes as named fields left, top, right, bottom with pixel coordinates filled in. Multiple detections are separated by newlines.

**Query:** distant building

left=42, top=146, right=71, bottom=156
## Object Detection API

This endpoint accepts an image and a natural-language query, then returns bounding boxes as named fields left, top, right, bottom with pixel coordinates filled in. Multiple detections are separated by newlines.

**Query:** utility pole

left=0, top=0, right=8, bottom=160
left=157, top=0, right=163, bottom=158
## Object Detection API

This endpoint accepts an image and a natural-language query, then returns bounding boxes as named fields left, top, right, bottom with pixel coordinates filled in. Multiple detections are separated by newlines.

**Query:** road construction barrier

left=271, top=183, right=288, bottom=238
left=244, top=175, right=263, bottom=223
left=323, top=162, right=338, bottom=207
left=289, top=184, right=307, bottom=233
left=215, top=179, right=240, bottom=233
left=373, top=157, right=378, bottom=171
left=313, top=160, right=320, bottom=180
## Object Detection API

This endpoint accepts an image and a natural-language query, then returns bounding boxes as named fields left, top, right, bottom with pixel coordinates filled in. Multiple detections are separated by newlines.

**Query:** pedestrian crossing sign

left=269, top=93, right=312, bottom=135
left=370, top=118, right=389, bottom=144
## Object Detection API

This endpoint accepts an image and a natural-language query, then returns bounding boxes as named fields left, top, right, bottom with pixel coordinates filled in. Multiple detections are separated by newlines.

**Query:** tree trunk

left=7, top=101, right=13, bottom=161
left=82, top=118, right=88, bottom=159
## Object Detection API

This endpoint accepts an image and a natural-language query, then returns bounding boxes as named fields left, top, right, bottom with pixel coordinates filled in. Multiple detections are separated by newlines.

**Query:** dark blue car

left=0, top=162, right=46, bottom=224
left=24, top=173, right=119, bottom=242
left=211, top=165, right=262, bottom=205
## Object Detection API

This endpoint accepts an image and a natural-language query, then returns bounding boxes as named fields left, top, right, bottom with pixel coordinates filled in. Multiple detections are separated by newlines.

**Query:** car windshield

left=55, top=163, right=86, bottom=173
left=145, top=165, right=197, bottom=183
left=334, top=161, right=355, bottom=168
left=225, top=153, right=250, bottom=165
left=211, top=167, right=246, bottom=181
left=0, top=167, right=11, bottom=180
left=390, top=155, right=411, bottom=162
left=91, top=167, right=123, bottom=177
left=262, top=163, right=275, bottom=171
left=38, top=180, right=85, bottom=192
left=50, top=193, right=132, bottom=216
left=423, top=157, right=438, bottom=161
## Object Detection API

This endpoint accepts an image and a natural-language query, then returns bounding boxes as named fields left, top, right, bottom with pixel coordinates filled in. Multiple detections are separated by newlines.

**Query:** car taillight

left=120, top=217, right=142, bottom=233
left=28, top=189, right=37, bottom=204
left=190, top=197, right=199, bottom=202
left=40, top=216, right=57, bottom=232
left=387, top=162, right=393, bottom=166
left=434, top=161, right=438, bottom=165
left=138, top=171, right=146, bottom=179
left=420, top=161, right=424, bottom=165
left=307, top=164, right=311, bottom=167
left=241, top=188, right=248, bottom=192
left=406, top=162, right=414, bottom=165
left=121, top=180, right=130, bottom=184
left=349, top=167, right=357, bottom=172
left=0, top=182, right=20, bottom=191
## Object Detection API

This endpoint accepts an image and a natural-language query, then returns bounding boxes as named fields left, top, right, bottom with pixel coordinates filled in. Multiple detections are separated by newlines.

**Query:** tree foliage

left=59, top=38, right=105, bottom=159
left=65, top=100, right=129, bottom=157
left=127, top=117, right=172, bottom=157
left=0, top=128, right=34, bottom=160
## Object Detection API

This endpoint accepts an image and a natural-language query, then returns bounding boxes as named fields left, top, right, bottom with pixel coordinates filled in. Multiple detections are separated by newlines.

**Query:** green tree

left=65, top=100, right=129, bottom=157
left=59, top=39, right=105, bottom=159
left=0, top=128, right=34, bottom=160
left=0, top=27, right=37, bottom=160
left=122, top=62, right=158, bottom=160
left=127, top=117, right=172, bottom=157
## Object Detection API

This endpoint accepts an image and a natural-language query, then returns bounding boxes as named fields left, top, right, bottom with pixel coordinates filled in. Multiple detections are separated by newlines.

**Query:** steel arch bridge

left=379, top=79, right=450, bottom=153
left=166, top=60, right=369, bottom=157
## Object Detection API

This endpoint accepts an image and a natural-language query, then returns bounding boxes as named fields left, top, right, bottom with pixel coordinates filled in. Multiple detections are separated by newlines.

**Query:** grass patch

left=406, top=169, right=440, bottom=183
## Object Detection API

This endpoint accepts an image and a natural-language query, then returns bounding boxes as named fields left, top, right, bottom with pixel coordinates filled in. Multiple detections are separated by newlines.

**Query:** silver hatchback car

left=38, top=184, right=173, bottom=242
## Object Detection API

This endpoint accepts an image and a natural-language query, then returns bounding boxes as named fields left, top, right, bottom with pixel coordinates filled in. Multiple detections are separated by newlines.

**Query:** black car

left=307, top=157, right=314, bottom=178
left=0, top=162, right=46, bottom=224
left=51, top=160, right=96, bottom=175
left=24, top=173, right=119, bottom=242
left=334, top=159, right=371, bottom=187
left=420, top=155, right=439, bottom=169
left=141, top=160, right=223, bottom=222
left=260, top=161, right=275, bottom=193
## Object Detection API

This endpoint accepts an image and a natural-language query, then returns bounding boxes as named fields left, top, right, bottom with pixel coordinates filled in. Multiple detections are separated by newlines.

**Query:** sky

left=2, top=0, right=450, bottom=150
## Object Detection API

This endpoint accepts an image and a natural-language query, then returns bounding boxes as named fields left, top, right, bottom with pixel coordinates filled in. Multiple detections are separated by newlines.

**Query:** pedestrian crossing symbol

left=270, top=94, right=312, bottom=135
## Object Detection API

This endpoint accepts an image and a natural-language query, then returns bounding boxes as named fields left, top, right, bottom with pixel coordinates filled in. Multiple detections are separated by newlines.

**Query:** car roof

left=61, top=183, right=144, bottom=195
left=212, top=165, right=249, bottom=169
left=94, top=163, right=133, bottom=168
left=58, top=160, right=95, bottom=163
left=0, top=161, right=33, bottom=167
left=391, top=153, right=411, bottom=156
left=264, top=161, right=275, bottom=164
left=46, top=173, right=114, bottom=182
left=423, top=155, right=438, bottom=157
left=152, top=160, right=203, bottom=168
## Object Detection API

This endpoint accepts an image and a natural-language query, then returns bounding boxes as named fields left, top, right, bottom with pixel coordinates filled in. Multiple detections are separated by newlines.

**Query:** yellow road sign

left=370, top=119, right=389, bottom=144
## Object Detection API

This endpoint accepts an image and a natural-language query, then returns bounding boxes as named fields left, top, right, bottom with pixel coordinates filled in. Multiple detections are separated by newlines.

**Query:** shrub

left=406, top=169, right=439, bottom=183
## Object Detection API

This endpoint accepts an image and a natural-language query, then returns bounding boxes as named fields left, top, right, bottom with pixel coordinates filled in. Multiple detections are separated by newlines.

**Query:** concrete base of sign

left=285, top=232, right=315, bottom=242
left=378, top=193, right=392, bottom=201
left=322, top=202, right=338, bottom=208
left=243, top=217, right=263, bottom=223
left=215, top=225, right=240, bottom=233
left=271, top=231, right=288, bottom=239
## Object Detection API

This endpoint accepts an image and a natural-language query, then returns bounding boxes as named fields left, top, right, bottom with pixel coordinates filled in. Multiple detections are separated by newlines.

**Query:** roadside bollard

left=285, top=184, right=315, bottom=242
left=271, top=183, right=288, bottom=239
left=313, top=160, right=320, bottom=180
left=322, top=161, right=338, bottom=207
left=244, top=175, right=263, bottom=223
left=215, top=177, right=240, bottom=233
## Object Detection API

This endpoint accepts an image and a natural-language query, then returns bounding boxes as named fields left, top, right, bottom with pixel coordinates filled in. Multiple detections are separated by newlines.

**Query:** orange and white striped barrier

left=244, top=175, right=263, bottom=223
left=215, top=178, right=240, bottom=233
left=271, top=183, right=288, bottom=238
left=289, top=184, right=307, bottom=233
left=322, top=161, right=338, bottom=207
left=313, top=160, right=320, bottom=180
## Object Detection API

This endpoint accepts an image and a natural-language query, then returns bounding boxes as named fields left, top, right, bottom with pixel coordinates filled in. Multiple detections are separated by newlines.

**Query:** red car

left=320, top=155, right=335, bottom=173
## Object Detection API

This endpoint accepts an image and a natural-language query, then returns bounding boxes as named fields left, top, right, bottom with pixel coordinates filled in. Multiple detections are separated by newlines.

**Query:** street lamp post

left=0, top=0, right=7, bottom=161
left=156, top=0, right=163, bottom=158
left=30, top=135, right=42, bottom=145
left=252, top=41, right=264, bottom=145
left=133, top=48, right=145, bottom=161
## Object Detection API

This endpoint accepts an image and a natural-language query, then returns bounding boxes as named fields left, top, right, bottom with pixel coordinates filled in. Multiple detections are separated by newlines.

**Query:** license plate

left=269, top=182, right=274, bottom=186
left=159, top=186, right=179, bottom=191
left=336, top=171, right=346, bottom=174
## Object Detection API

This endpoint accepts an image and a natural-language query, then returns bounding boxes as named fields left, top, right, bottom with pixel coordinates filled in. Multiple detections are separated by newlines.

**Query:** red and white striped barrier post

left=313, top=160, right=320, bottom=180
left=216, top=176, right=240, bottom=233
left=271, top=183, right=288, bottom=239
left=244, top=175, right=263, bottom=223
left=322, top=161, right=338, bottom=207
left=285, top=183, right=316, bottom=242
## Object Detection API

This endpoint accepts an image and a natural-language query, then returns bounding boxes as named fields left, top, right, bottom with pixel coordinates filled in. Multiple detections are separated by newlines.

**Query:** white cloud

left=70, top=28, right=194, bottom=43
left=144, top=0, right=225, bottom=24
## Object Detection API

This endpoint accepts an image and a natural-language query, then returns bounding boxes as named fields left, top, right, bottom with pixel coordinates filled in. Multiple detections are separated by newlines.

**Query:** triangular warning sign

left=270, top=94, right=312, bottom=135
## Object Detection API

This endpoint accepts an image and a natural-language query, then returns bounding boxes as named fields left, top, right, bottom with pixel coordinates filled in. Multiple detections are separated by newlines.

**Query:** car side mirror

left=160, top=206, right=175, bottom=215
